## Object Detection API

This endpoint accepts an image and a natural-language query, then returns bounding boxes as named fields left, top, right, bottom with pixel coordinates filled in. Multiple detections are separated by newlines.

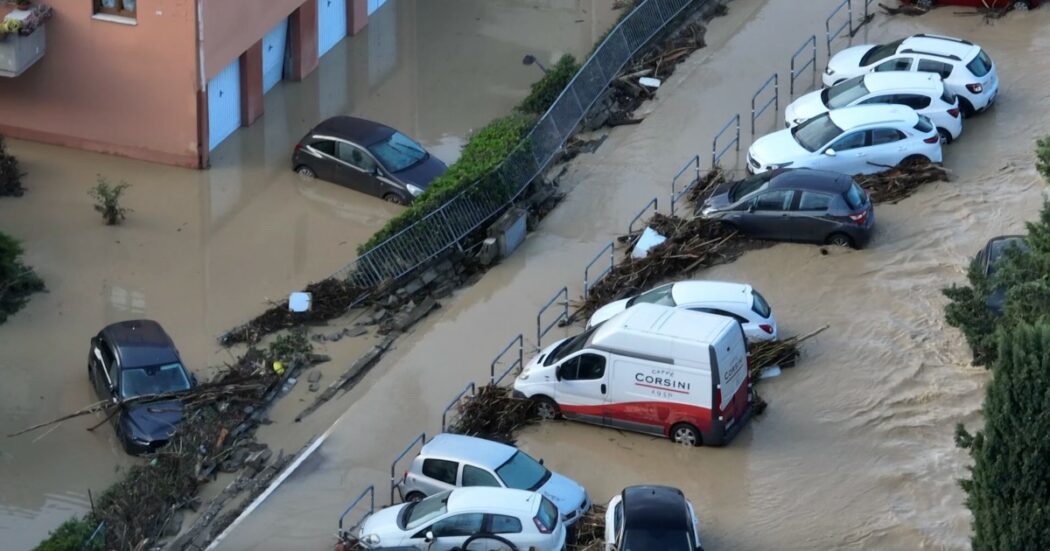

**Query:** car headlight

left=825, top=67, right=834, bottom=75
left=406, top=184, right=424, bottom=197
left=769, top=161, right=794, bottom=170
left=362, top=534, right=381, bottom=546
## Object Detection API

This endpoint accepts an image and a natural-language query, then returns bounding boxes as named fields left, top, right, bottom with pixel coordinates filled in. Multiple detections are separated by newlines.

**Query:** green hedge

left=518, top=54, right=580, bottom=116
left=33, top=516, right=102, bottom=551
left=357, top=113, right=534, bottom=254
left=1, top=231, right=44, bottom=324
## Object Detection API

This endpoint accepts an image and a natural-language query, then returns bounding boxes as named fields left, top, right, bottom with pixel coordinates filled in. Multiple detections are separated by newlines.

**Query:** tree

left=955, top=323, right=1050, bottom=550
left=0, top=231, right=45, bottom=323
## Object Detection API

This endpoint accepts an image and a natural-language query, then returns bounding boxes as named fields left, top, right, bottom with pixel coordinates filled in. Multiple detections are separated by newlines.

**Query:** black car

left=697, top=168, right=875, bottom=248
left=608, top=485, right=703, bottom=551
left=88, top=320, right=195, bottom=455
left=292, top=116, right=447, bottom=205
left=976, top=235, right=1029, bottom=314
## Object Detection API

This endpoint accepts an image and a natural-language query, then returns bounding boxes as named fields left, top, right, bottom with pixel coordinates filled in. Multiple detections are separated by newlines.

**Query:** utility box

left=487, top=207, right=528, bottom=259
left=0, top=17, right=46, bottom=78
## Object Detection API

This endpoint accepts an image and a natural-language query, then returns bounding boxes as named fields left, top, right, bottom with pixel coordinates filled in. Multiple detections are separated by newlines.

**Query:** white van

left=513, top=304, right=752, bottom=446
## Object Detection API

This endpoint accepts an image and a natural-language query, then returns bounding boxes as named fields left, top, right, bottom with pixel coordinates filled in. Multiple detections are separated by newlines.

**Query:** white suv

left=747, top=104, right=942, bottom=175
left=823, top=34, right=998, bottom=117
left=787, top=72, right=963, bottom=143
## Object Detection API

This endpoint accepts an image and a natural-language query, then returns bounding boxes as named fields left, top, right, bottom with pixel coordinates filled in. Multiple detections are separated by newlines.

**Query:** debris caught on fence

left=222, top=278, right=369, bottom=345
left=856, top=158, right=949, bottom=204
left=878, top=2, right=929, bottom=16
left=445, top=384, right=539, bottom=444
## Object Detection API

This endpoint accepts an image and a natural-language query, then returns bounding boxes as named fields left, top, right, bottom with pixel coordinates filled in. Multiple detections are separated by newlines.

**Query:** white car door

left=819, top=130, right=869, bottom=174
left=866, top=127, right=910, bottom=171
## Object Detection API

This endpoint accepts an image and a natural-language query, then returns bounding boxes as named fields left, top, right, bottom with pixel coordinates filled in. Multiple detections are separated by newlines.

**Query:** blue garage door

left=318, top=0, right=348, bottom=57
left=263, top=19, right=289, bottom=93
left=208, top=59, right=241, bottom=151
left=367, top=0, right=387, bottom=15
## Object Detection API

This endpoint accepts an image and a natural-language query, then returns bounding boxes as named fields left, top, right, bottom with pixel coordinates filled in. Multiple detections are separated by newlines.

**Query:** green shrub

left=0, top=231, right=44, bottom=324
left=33, top=516, right=102, bottom=551
left=955, top=323, right=1050, bottom=550
left=89, top=175, right=132, bottom=225
left=518, top=54, right=580, bottom=116
left=357, top=113, right=534, bottom=254
left=1037, top=135, right=1050, bottom=182
left=0, top=135, right=26, bottom=197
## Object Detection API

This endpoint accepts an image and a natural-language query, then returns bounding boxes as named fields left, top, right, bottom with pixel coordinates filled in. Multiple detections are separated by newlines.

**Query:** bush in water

left=0, top=136, right=26, bottom=197
left=1037, top=135, right=1050, bottom=182
left=518, top=54, right=580, bottom=116
left=32, top=515, right=102, bottom=551
left=955, top=323, right=1050, bottom=551
left=0, top=231, right=45, bottom=324
left=89, top=175, right=132, bottom=226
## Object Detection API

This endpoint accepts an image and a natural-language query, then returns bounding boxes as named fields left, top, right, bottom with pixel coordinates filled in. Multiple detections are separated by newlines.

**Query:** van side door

left=553, top=353, right=608, bottom=425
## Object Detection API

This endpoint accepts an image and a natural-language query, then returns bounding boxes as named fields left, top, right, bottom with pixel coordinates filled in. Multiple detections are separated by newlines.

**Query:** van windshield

left=544, top=325, right=599, bottom=366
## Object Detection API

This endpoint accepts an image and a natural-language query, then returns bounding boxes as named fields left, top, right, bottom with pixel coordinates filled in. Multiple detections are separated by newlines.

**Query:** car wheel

left=295, top=165, right=316, bottom=179
left=937, top=128, right=953, bottom=145
left=404, top=491, right=426, bottom=503
left=1013, top=1, right=1030, bottom=10
left=671, top=423, right=702, bottom=446
left=533, top=396, right=561, bottom=420
left=383, top=193, right=407, bottom=206
left=826, top=233, right=855, bottom=249
left=958, top=98, right=976, bottom=118
left=460, top=534, right=518, bottom=551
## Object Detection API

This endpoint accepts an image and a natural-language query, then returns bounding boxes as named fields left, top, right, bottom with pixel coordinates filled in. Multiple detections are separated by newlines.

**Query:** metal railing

left=536, top=287, right=569, bottom=348
left=825, top=0, right=852, bottom=59
left=629, top=197, right=659, bottom=236
left=490, top=334, right=525, bottom=385
left=584, top=243, right=616, bottom=297
left=750, top=73, right=779, bottom=138
left=790, top=35, right=817, bottom=97
left=338, top=485, right=375, bottom=542
left=440, top=383, right=477, bottom=432
left=712, top=113, right=741, bottom=167
left=670, top=156, right=700, bottom=216
left=326, top=0, right=705, bottom=291
left=389, top=433, right=427, bottom=503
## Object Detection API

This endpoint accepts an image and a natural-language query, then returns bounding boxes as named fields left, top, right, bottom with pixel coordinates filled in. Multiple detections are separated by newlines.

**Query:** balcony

left=0, top=4, right=51, bottom=78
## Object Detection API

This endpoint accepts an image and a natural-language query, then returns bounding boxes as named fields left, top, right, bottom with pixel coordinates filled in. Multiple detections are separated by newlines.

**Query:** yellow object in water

left=273, top=361, right=285, bottom=375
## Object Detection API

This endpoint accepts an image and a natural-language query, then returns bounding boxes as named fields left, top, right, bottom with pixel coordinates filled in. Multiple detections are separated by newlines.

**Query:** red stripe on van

left=560, top=401, right=714, bottom=435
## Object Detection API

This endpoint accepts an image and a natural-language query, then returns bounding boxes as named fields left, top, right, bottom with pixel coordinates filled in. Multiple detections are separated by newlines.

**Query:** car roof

left=862, top=72, right=942, bottom=94
left=899, top=34, right=979, bottom=61
left=420, top=434, right=516, bottom=467
left=622, top=486, right=691, bottom=530
left=447, top=487, right=539, bottom=515
left=100, top=320, right=180, bottom=369
left=828, top=104, right=917, bottom=130
left=670, top=281, right=752, bottom=306
left=307, top=116, right=396, bottom=146
left=769, top=168, right=853, bottom=194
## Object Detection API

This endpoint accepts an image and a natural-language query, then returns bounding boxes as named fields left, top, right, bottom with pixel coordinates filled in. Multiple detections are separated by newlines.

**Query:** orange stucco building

left=0, top=0, right=376, bottom=168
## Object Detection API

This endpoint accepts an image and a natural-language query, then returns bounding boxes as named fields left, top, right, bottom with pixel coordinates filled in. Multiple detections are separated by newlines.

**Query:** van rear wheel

left=533, top=396, right=560, bottom=420
left=671, top=423, right=701, bottom=447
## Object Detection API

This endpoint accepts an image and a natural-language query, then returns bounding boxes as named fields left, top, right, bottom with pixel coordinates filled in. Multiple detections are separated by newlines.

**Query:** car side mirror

left=554, top=366, right=562, bottom=381
left=539, top=458, right=545, bottom=466
left=824, top=148, right=837, bottom=157
left=370, top=166, right=380, bottom=176
left=424, top=530, right=435, bottom=543
left=747, top=203, right=755, bottom=213
left=93, top=348, right=103, bottom=363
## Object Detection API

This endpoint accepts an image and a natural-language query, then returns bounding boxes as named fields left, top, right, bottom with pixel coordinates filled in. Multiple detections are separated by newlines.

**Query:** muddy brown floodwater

left=210, top=2, right=1050, bottom=550
left=0, top=2, right=619, bottom=548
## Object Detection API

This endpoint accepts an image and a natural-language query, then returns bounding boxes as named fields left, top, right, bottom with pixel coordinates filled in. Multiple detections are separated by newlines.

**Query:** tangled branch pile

left=855, top=158, right=949, bottom=204
left=222, top=278, right=367, bottom=345
left=749, top=327, right=828, bottom=378
left=446, top=384, right=539, bottom=444
left=569, top=504, right=608, bottom=551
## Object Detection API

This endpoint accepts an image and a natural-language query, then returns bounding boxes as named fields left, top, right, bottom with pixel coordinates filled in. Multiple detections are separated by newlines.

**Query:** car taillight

left=849, top=210, right=869, bottom=225
left=759, top=324, right=774, bottom=334
left=948, top=107, right=960, bottom=118
left=294, top=144, right=303, bottom=153
left=533, top=516, right=552, bottom=534
left=966, top=83, right=983, bottom=93
left=923, top=135, right=939, bottom=144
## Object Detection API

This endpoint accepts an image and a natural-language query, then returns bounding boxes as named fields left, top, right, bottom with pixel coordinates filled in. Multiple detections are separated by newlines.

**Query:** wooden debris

left=569, top=503, right=608, bottom=551
left=855, top=158, right=949, bottom=204
left=446, top=384, right=539, bottom=444
left=879, top=2, right=929, bottom=16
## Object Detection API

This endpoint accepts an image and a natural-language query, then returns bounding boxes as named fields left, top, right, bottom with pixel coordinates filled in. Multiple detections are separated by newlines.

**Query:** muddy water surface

left=214, top=2, right=1050, bottom=550
left=0, top=2, right=619, bottom=548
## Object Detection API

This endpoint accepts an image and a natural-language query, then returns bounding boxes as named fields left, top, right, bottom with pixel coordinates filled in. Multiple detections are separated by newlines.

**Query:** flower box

left=0, top=6, right=48, bottom=77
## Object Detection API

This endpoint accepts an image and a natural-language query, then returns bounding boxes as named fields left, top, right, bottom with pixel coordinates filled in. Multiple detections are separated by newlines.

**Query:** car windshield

left=966, top=49, right=993, bottom=78
left=403, top=490, right=451, bottom=530
left=791, top=113, right=843, bottom=152
left=859, top=39, right=904, bottom=66
left=727, top=172, right=774, bottom=203
left=622, top=529, right=693, bottom=551
left=495, top=452, right=550, bottom=490
left=120, top=363, right=191, bottom=399
left=844, top=182, right=866, bottom=210
left=987, top=238, right=1028, bottom=274
left=367, top=131, right=427, bottom=172
left=751, top=291, right=771, bottom=318
left=823, top=76, right=869, bottom=109
left=544, top=325, right=600, bottom=366
left=627, top=284, right=677, bottom=307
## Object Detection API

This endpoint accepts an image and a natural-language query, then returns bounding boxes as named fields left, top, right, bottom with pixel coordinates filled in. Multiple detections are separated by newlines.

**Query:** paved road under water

left=212, top=2, right=1050, bottom=550
left=0, top=1, right=619, bottom=548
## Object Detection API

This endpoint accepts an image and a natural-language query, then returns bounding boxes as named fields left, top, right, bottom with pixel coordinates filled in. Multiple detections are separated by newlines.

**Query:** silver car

left=397, top=433, right=591, bottom=526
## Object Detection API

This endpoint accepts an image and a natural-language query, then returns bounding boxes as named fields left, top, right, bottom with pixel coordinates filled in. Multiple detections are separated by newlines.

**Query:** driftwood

left=445, top=384, right=539, bottom=444
left=879, top=2, right=929, bottom=16
left=856, top=158, right=949, bottom=204
left=569, top=504, right=608, bottom=551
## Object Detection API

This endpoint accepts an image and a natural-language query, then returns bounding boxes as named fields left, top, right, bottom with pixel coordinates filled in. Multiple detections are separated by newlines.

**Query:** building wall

left=0, top=1, right=200, bottom=167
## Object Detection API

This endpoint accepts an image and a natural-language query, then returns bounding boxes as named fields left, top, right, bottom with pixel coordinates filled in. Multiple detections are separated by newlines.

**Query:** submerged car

left=587, top=280, right=778, bottom=342
left=604, top=486, right=703, bottom=551
left=87, top=320, right=196, bottom=454
left=747, top=105, right=942, bottom=176
left=823, top=34, right=999, bottom=117
left=292, top=116, right=447, bottom=205
left=357, top=487, right=566, bottom=551
left=397, top=433, right=590, bottom=526
left=976, top=235, right=1029, bottom=314
left=699, top=168, right=874, bottom=249
left=785, top=72, right=962, bottom=143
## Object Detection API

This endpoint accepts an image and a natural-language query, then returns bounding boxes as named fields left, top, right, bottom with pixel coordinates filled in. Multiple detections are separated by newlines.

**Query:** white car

left=357, top=487, right=566, bottom=551
left=605, top=486, right=703, bottom=551
left=786, top=72, right=962, bottom=143
left=587, top=280, right=777, bottom=342
left=397, top=433, right=590, bottom=526
left=822, top=33, right=999, bottom=117
left=747, top=104, right=942, bottom=176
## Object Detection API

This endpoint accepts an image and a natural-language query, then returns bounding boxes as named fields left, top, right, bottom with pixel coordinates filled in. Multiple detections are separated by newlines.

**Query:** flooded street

left=0, top=2, right=619, bottom=548
left=213, top=2, right=1050, bottom=550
